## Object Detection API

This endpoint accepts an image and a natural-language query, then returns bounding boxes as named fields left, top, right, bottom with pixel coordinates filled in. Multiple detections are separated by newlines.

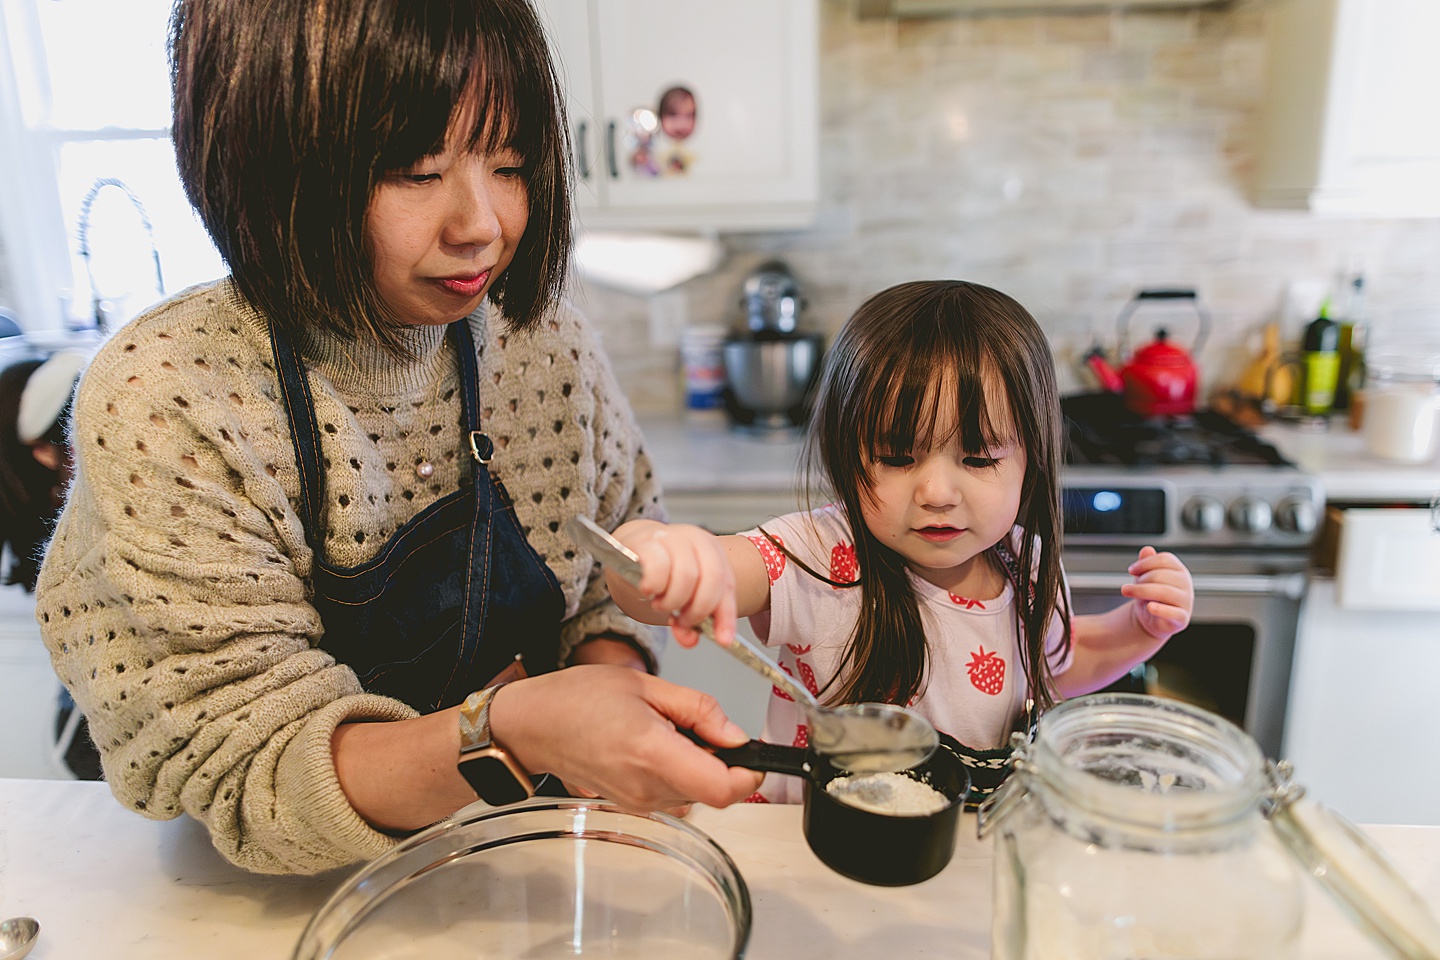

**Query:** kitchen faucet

left=75, top=177, right=165, bottom=333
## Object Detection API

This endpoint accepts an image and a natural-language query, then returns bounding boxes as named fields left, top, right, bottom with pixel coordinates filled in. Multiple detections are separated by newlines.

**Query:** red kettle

left=1084, top=289, right=1211, bottom=418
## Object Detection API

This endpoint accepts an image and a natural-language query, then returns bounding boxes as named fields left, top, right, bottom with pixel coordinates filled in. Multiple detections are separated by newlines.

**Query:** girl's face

left=365, top=104, right=529, bottom=327
left=859, top=378, right=1027, bottom=595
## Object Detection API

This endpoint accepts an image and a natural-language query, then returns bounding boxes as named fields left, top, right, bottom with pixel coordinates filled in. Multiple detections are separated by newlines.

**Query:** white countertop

left=1261, top=421, right=1440, bottom=501
left=639, top=414, right=1440, bottom=503
left=1, top=778, right=1435, bottom=959
left=638, top=415, right=805, bottom=493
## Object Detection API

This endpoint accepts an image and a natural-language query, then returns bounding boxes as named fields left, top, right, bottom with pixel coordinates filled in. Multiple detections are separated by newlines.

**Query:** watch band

left=457, top=684, right=535, bottom=805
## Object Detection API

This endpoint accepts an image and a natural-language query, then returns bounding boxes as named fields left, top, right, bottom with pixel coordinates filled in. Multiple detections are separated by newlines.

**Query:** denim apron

left=270, top=317, right=565, bottom=713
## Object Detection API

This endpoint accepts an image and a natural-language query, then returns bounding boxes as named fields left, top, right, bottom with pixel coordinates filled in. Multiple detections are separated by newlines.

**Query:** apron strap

left=268, top=321, right=327, bottom=544
left=269, top=317, right=477, bottom=556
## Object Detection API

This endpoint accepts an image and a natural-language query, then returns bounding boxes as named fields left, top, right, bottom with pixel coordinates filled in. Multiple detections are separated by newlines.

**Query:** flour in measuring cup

left=826, top=772, right=949, bottom=816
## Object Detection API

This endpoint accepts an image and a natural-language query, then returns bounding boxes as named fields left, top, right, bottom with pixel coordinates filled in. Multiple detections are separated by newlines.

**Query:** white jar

left=1362, top=354, right=1440, bottom=463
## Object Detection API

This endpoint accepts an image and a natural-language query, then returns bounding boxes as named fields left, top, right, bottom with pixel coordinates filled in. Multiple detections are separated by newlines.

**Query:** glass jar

left=1362, top=353, right=1440, bottom=463
left=979, top=694, right=1440, bottom=960
left=979, top=694, right=1303, bottom=960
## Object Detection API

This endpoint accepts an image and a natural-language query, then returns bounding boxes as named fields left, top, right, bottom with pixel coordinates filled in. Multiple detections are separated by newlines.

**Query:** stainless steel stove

left=1059, top=394, right=1324, bottom=758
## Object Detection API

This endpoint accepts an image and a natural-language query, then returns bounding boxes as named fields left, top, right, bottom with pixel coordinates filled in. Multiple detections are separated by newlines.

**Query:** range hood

left=857, top=0, right=1226, bottom=15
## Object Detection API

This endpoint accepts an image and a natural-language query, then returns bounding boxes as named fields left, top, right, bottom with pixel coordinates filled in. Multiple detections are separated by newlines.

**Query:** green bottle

left=1302, top=300, right=1340, bottom=415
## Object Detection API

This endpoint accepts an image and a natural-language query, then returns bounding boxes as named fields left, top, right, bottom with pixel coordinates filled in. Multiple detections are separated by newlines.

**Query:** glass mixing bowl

left=292, top=799, right=751, bottom=960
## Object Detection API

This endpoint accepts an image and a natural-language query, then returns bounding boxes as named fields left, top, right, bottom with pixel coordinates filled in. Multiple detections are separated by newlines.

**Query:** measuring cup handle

left=680, top=728, right=813, bottom=778
left=696, top=618, right=819, bottom=710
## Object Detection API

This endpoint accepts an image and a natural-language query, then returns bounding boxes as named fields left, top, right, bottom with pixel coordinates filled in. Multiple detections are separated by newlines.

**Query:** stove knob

left=1227, top=496, right=1273, bottom=534
left=1275, top=496, right=1318, bottom=534
left=1181, top=496, right=1225, bottom=533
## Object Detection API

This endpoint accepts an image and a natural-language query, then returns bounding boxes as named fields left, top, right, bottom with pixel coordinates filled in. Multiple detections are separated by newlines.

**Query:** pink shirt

left=741, top=505, right=1070, bottom=803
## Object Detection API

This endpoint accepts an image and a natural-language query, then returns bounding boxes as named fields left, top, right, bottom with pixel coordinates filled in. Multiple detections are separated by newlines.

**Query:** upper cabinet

left=534, top=0, right=819, bottom=231
left=1254, top=0, right=1440, bottom=217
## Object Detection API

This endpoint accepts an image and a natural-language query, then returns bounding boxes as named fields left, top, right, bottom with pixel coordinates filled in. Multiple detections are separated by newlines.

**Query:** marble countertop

left=0, top=778, right=1434, bottom=959
left=639, top=414, right=1440, bottom=503
left=638, top=415, right=805, bottom=493
left=1260, top=421, right=1440, bottom=502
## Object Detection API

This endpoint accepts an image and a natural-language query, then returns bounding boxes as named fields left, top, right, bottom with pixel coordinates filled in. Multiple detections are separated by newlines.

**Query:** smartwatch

left=457, top=684, right=535, bottom=806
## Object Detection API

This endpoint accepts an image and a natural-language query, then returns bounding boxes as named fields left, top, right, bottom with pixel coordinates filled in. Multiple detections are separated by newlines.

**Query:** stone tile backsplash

left=584, top=0, right=1440, bottom=415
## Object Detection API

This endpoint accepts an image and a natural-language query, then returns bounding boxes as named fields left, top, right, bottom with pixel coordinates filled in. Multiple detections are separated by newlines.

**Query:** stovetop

left=1059, top=393, right=1322, bottom=551
left=1061, top=393, right=1290, bottom=468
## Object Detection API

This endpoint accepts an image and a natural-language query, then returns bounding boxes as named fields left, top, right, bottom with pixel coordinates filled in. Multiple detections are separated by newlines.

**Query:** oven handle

left=1065, top=572, right=1307, bottom=601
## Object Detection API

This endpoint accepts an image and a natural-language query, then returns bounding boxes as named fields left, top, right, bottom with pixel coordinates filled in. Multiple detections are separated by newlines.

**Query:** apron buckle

left=469, top=431, right=494, bottom=465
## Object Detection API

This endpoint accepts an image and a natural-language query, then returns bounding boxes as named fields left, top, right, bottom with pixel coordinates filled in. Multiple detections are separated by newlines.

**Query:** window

left=0, top=0, right=224, bottom=335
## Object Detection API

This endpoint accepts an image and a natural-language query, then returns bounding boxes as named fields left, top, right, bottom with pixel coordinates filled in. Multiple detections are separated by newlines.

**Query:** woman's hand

left=490, top=665, right=762, bottom=811
left=1120, top=546, right=1194, bottom=642
left=609, top=520, right=738, bottom=648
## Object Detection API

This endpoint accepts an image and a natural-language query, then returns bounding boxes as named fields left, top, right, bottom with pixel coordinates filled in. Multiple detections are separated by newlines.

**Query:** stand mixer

left=722, top=262, right=823, bottom=433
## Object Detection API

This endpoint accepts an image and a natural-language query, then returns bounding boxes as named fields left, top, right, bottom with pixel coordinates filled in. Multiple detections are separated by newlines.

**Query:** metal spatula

left=567, top=515, right=938, bottom=773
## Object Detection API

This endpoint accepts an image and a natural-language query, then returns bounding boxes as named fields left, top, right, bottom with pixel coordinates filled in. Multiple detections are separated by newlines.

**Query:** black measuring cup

left=709, top=736, right=971, bottom=886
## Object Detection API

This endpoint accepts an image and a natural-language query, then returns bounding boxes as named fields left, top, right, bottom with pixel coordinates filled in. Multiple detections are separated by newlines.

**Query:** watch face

left=459, top=752, right=533, bottom=806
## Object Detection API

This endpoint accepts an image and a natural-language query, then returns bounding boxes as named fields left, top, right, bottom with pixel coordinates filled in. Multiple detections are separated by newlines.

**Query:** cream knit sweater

left=36, top=280, right=664, bottom=874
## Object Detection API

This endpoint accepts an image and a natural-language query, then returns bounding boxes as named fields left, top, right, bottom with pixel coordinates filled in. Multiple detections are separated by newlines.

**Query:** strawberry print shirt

left=740, top=505, right=1071, bottom=803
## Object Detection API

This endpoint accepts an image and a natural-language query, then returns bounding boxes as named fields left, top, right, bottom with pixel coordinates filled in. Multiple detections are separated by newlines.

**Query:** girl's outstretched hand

left=1120, top=546, right=1194, bottom=642
left=613, top=520, right=738, bottom=648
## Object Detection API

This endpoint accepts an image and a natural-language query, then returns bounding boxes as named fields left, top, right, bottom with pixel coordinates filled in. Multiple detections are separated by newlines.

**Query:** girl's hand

left=1120, top=546, right=1194, bottom=642
left=615, top=521, right=738, bottom=649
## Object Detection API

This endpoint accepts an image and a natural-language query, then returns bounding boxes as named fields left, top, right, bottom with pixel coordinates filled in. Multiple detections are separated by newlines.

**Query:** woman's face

left=365, top=109, right=529, bottom=327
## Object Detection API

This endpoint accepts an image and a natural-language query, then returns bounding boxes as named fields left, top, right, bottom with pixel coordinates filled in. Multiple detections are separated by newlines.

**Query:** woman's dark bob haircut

left=170, top=0, right=571, bottom=351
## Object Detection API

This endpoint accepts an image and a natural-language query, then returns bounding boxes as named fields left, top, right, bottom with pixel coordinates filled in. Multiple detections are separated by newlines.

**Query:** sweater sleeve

left=35, top=306, right=410, bottom=875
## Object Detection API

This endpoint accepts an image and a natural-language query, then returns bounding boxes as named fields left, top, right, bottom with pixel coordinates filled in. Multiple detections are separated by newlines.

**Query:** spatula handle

left=695, top=617, right=820, bottom=711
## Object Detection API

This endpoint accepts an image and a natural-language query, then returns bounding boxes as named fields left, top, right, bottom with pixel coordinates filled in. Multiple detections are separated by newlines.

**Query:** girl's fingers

left=633, top=541, right=675, bottom=602
left=1121, top=583, right=1192, bottom=607
left=669, top=616, right=701, bottom=648
left=652, top=546, right=701, bottom=615
left=1142, top=601, right=1190, bottom=625
left=1128, top=549, right=1182, bottom=575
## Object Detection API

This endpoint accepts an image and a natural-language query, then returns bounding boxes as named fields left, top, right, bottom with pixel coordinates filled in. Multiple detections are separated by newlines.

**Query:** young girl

left=606, top=280, right=1194, bottom=802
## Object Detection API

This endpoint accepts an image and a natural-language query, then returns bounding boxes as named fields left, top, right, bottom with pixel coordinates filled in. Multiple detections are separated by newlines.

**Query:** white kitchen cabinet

left=532, top=0, right=819, bottom=231
left=1254, top=0, right=1440, bottom=217
left=1283, top=503, right=1440, bottom=827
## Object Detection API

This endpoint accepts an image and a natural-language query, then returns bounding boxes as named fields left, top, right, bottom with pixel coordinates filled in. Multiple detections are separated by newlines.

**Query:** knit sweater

left=35, top=279, right=665, bottom=874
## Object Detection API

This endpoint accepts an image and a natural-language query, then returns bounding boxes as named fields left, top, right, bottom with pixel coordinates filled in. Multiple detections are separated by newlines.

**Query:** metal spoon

left=0, top=917, right=39, bottom=960
left=567, top=515, right=938, bottom=772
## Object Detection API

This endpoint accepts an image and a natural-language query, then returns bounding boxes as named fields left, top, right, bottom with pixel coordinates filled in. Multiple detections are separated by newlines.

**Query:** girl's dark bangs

left=860, top=334, right=1003, bottom=458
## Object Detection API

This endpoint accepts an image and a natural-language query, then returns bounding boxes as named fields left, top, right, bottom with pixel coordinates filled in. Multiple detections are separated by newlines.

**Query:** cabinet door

left=1319, top=0, right=1440, bottom=216
left=532, top=0, right=605, bottom=210
left=588, top=0, right=817, bottom=229
left=1256, top=0, right=1440, bottom=216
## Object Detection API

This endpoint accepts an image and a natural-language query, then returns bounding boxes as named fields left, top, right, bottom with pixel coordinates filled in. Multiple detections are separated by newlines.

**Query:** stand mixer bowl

left=723, top=334, right=822, bottom=429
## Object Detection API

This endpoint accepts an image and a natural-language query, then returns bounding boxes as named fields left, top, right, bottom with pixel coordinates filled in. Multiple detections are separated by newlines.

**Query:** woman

left=36, top=0, right=758, bottom=875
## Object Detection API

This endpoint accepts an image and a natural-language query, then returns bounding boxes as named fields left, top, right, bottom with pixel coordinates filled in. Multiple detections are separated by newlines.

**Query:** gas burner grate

left=1061, top=393, right=1291, bottom=468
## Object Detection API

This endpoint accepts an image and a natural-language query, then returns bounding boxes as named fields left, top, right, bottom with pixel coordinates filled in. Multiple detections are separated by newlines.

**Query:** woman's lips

left=437, top=271, right=490, bottom=297
left=915, top=526, right=964, bottom=543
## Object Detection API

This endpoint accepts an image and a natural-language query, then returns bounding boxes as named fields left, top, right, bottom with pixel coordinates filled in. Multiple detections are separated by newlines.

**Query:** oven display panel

left=1063, top=487, right=1167, bottom=536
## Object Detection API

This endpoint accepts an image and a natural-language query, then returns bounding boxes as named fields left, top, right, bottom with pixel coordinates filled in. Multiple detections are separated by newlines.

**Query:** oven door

left=1061, top=549, right=1309, bottom=758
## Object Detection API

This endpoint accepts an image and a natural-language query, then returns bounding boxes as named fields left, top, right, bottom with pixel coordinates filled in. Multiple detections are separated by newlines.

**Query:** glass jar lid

left=1265, top=766, right=1440, bottom=960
